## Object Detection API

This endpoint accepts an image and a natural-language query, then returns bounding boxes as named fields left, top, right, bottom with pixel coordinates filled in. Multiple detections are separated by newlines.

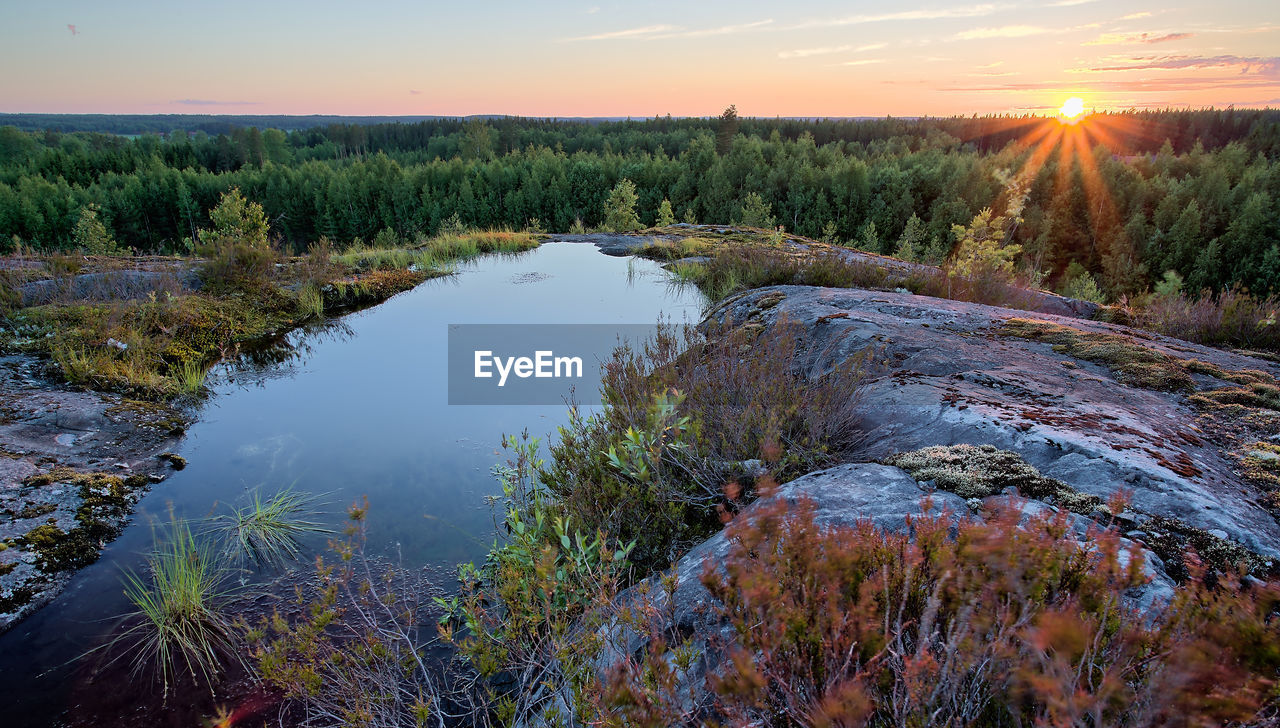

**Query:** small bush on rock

left=603, top=498, right=1280, bottom=727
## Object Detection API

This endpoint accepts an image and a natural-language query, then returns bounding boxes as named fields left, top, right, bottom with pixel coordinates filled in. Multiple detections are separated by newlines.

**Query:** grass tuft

left=116, top=518, right=238, bottom=694
left=216, top=488, right=329, bottom=567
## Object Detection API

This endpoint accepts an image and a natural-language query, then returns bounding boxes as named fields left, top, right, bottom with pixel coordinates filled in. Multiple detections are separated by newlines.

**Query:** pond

left=0, top=242, right=705, bottom=727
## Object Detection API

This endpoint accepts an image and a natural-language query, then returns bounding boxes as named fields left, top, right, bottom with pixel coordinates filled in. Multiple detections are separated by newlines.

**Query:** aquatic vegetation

left=249, top=500, right=445, bottom=727
left=116, top=518, right=238, bottom=694
left=215, top=488, right=328, bottom=567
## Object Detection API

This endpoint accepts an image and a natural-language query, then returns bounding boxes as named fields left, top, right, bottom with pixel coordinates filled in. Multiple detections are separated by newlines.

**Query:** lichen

left=158, top=452, right=187, bottom=470
left=886, top=444, right=1103, bottom=514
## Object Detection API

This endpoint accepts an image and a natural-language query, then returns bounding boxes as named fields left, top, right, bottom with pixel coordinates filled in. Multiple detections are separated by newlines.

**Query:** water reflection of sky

left=0, top=242, right=705, bottom=727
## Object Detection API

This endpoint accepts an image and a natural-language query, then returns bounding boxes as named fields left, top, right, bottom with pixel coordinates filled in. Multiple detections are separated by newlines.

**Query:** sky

left=1, top=0, right=1277, bottom=117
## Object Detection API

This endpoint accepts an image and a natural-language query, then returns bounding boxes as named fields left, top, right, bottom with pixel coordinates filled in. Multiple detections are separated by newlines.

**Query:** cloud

left=171, top=99, right=261, bottom=106
left=586, top=6, right=599, bottom=14
left=1085, top=31, right=1193, bottom=45
left=954, top=25, right=1057, bottom=39
left=409, top=90, right=422, bottom=95
left=565, top=19, right=772, bottom=41
left=778, top=42, right=886, bottom=59
left=1087, top=55, right=1280, bottom=76
left=940, top=75, right=1280, bottom=93
left=786, top=4, right=1004, bottom=31
left=66, top=24, right=77, bottom=36
left=1120, top=12, right=1152, bottom=20
left=976, top=60, right=1004, bottom=68
left=666, top=19, right=773, bottom=39
left=565, top=24, right=680, bottom=41
left=1046, top=0, right=1099, bottom=6
left=840, top=59, right=886, bottom=66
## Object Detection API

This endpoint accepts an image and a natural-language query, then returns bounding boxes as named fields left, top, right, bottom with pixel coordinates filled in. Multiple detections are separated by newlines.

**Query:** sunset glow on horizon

left=1, top=1, right=1277, bottom=117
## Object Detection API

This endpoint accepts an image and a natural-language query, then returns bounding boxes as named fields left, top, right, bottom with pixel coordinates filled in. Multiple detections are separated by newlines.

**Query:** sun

left=1059, top=96, right=1086, bottom=122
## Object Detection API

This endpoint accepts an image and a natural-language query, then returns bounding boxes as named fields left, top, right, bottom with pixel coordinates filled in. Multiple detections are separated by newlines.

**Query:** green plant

left=445, top=433, right=636, bottom=725
left=115, top=518, right=238, bottom=694
left=250, top=499, right=444, bottom=727
left=216, top=487, right=329, bottom=566
left=604, top=179, right=641, bottom=233
left=655, top=198, right=675, bottom=227
left=172, top=359, right=207, bottom=396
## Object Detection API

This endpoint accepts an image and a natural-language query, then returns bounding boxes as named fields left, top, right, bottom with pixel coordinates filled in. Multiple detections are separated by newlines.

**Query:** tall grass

left=216, top=488, right=329, bottom=566
left=173, top=359, right=207, bottom=395
left=333, top=230, right=539, bottom=273
left=117, top=518, right=238, bottom=694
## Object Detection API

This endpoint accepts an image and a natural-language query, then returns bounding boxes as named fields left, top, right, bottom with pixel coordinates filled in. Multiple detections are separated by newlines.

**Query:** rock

left=712, top=286, right=1280, bottom=560
left=105, top=338, right=127, bottom=351
left=0, top=354, right=188, bottom=633
left=18, top=269, right=200, bottom=306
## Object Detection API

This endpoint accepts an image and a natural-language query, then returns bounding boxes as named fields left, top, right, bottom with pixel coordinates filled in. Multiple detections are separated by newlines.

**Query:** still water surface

left=0, top=242, right=704, bottom=726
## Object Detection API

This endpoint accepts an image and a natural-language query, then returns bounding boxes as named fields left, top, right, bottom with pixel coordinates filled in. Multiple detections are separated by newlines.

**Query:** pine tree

left=603, top=179, right=641, bottom=232
left=948, top=208, right=1021, bottom=279
left=199, top=187, right=269, bottom=249
left=896, top=214, right=926, bottom=261
left=856, top=220, right=878, bottom=252
left=716, top=105, right=739, bottom=156
left=656, top=198, right=675, bottom=227
left=72, top=204, right=121, bottom=255
left=736, top=192, right=776, bottom=229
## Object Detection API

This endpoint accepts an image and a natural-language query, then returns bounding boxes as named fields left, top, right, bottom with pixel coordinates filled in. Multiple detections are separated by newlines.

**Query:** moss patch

left=17, top=469, right=149, bottom=572
left=1139, top=515, right=1266, bottom=582
left=886, top=444, right=1103, bottom=514
left=999, top=318, right=1195, bottom=392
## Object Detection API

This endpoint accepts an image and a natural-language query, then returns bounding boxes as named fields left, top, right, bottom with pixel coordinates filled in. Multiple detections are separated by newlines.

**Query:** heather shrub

left=1135, top=286, right=1280, bottom=352
left=603, top=498, right=1280, bottom=727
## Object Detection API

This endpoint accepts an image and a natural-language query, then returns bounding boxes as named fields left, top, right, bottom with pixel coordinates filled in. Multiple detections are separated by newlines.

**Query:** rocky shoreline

left=0, top=354, right=189, bottom=630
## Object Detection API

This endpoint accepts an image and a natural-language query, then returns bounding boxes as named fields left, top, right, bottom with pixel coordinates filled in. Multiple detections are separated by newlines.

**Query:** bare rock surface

left=713, top=285, right=1280, bottom=560
left=18, top=269, right=200, bottom=306
left=0, top=354, right=188, bottom=631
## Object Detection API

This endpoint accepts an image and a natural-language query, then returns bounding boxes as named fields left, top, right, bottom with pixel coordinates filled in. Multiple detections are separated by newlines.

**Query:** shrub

left=603, top=498, right=1280, bottom=727
left=541, top=319, right=868, bottom=571
left=72, top=203, right=124, bottom=256
left=1136, top=287, right=1280, bottom=352
left=250, top=500, right=446, bottom=727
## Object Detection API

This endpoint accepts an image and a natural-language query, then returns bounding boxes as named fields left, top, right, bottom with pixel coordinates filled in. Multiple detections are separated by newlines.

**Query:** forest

left=1, top=108, right=1278, bottom=301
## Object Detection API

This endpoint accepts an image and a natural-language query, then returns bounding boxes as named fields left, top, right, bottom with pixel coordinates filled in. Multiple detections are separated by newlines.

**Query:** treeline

left=0, top=109, right=1278, bottom=298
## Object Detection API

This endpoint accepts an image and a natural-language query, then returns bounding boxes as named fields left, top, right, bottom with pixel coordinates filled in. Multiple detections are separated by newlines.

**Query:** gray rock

left=713, top=285, right=1280, bottom=560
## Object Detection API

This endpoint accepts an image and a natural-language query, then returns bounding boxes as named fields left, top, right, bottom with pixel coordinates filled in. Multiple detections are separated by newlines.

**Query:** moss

left=0, top=563, right=14, bottom=577
left=1140, top=515, right=1265, bottom=582
left=158, top=452, right=186, bottom=470
left=886, top=444, right=1103, bottom=514
left=17, top=469, right=149, bottom=573
left=1002, top=318, right=1280, bottom=401
left=0, top=585, right=36, bottom=614
left=1190, top=382, right=1280, bottom=412
left=1002, top=318, right=1196, bottom=392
